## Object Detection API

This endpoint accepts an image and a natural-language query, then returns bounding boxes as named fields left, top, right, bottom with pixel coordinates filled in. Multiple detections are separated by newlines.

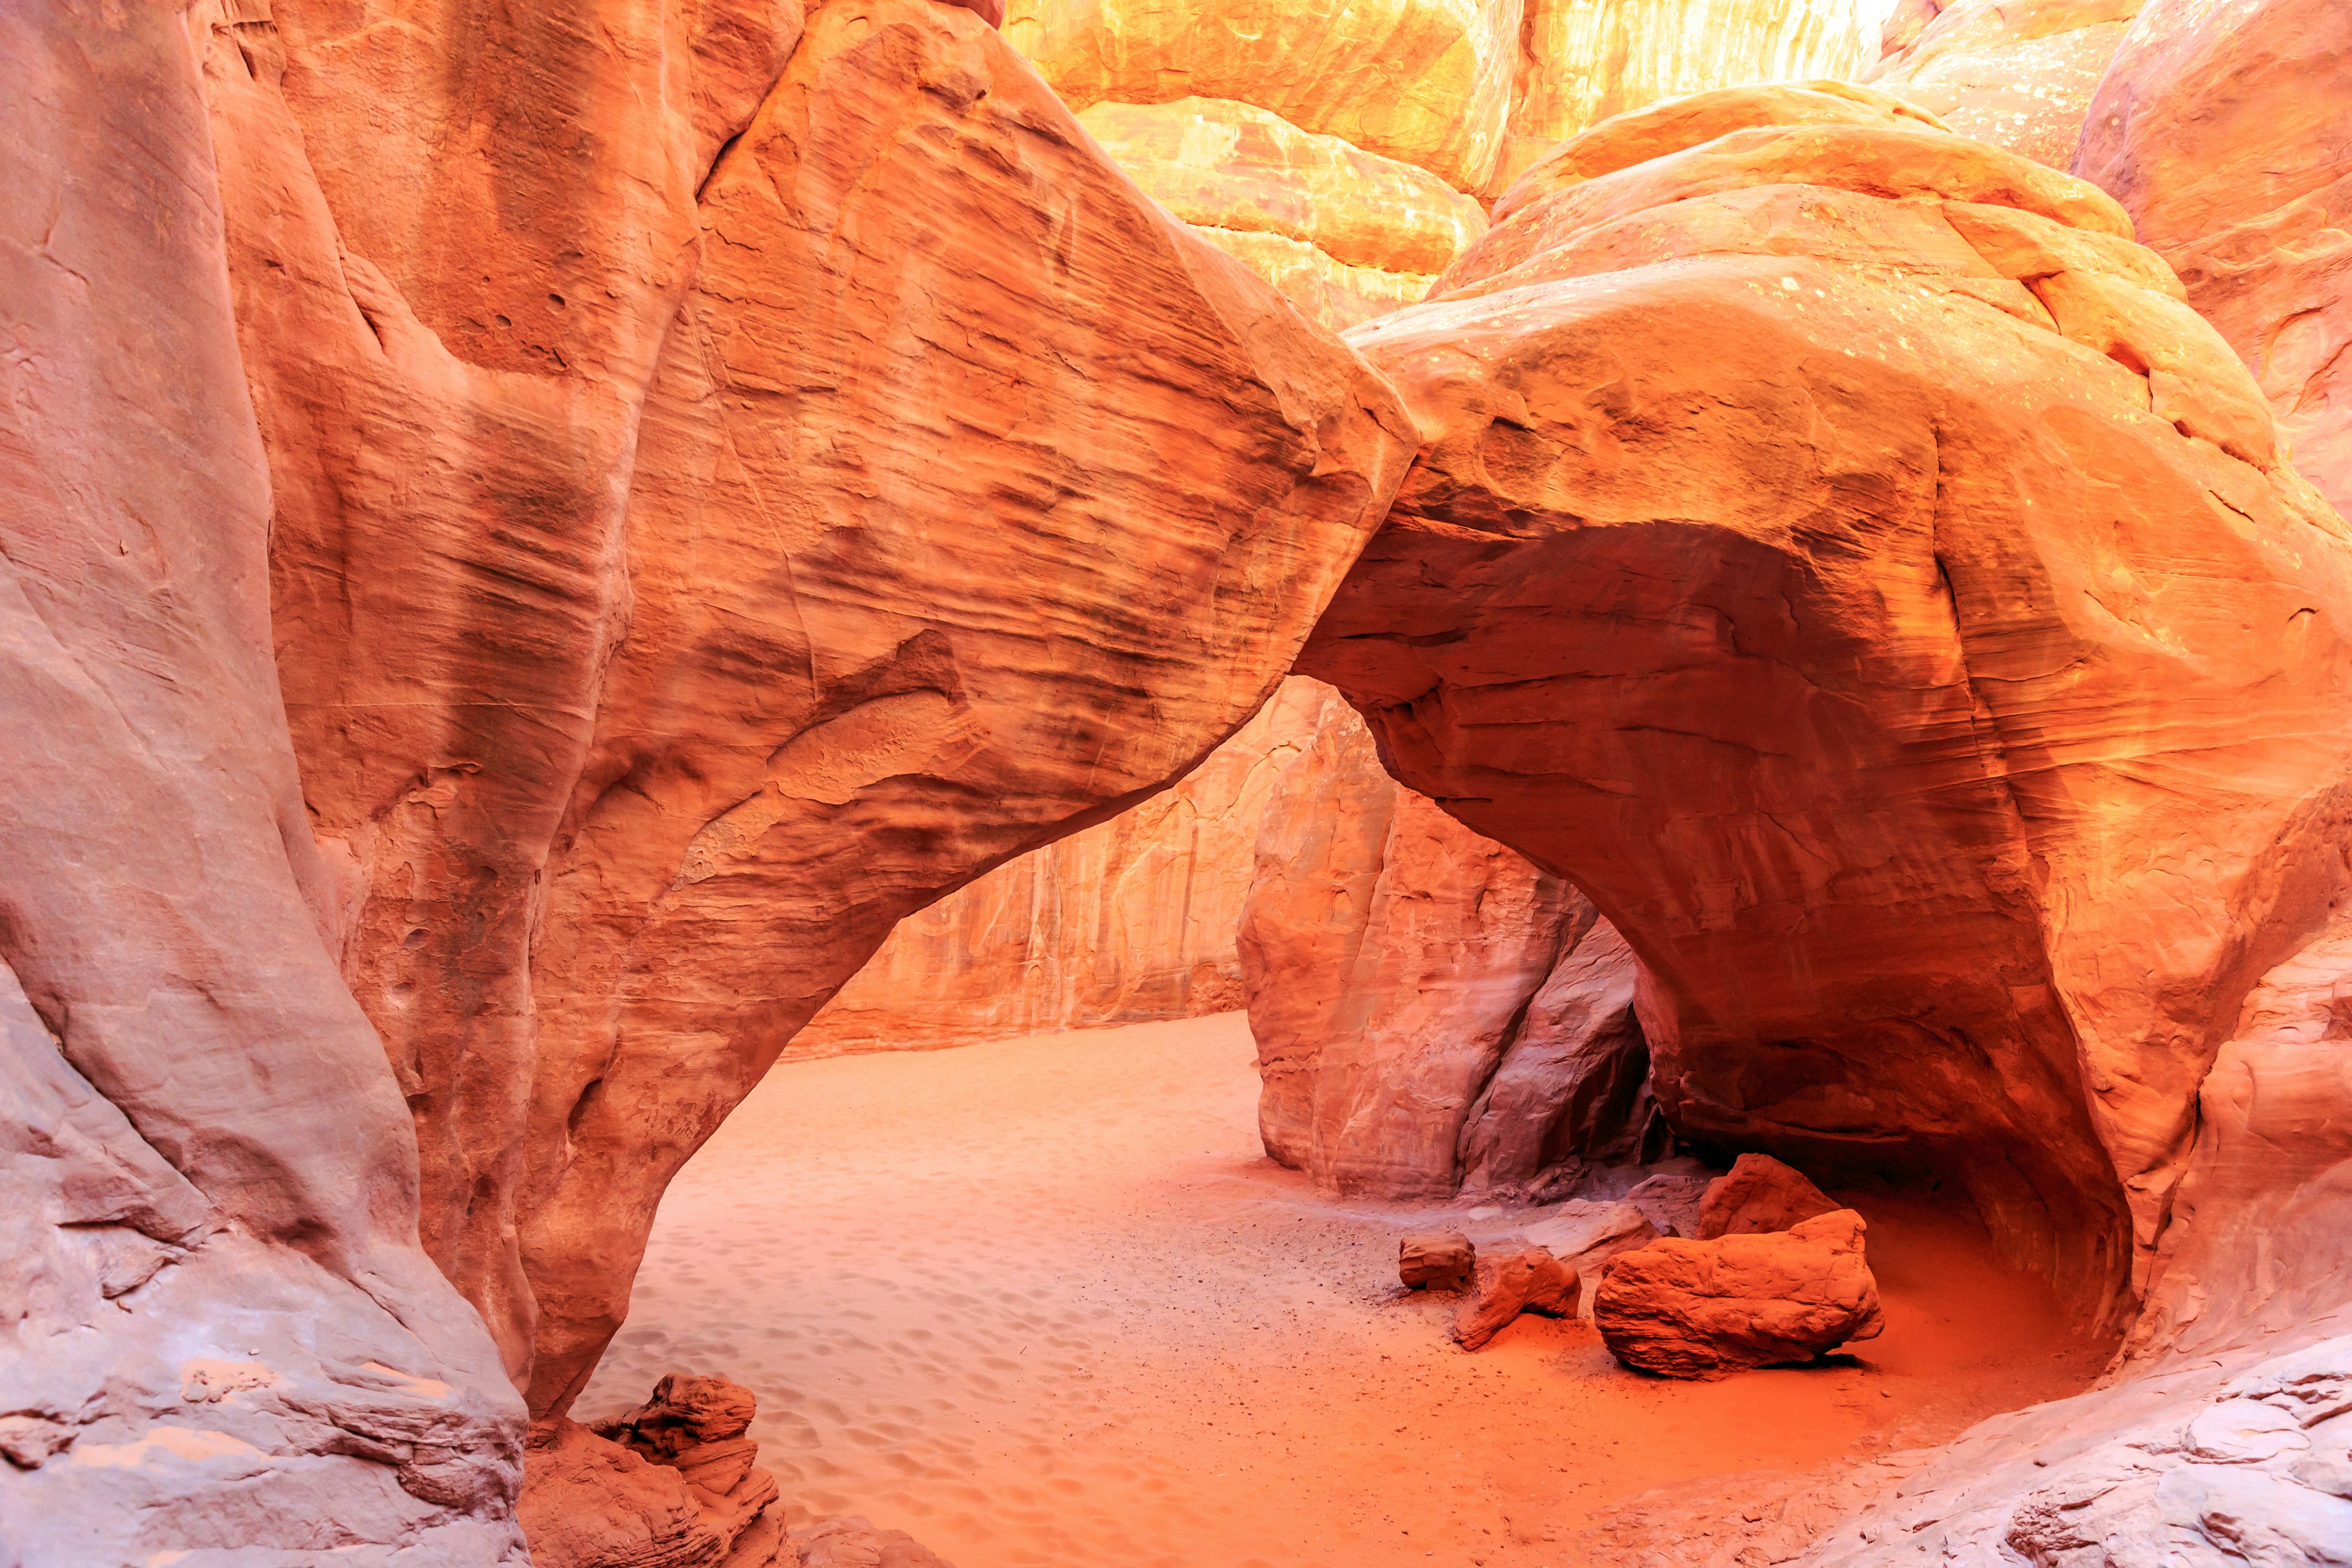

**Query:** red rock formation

left=1452, top=1247, right=1580, bottom=1351
left=1299, top=82, right=2352, bottom=1326
left=1240, top=687, right=1654, bottom=1199
left=0, top=2, right=522, bottom=1557
left=2076, top=0, right=2352, bottom=517
left=793, top=680, right=1324, bottom=1055
left=1864, top=0, right=2146, bottom=167
left=1594, top=1210, right=1886, bottom=1376
left=1697, top=1154, right=1840, bottom=1240
left=1401, top=1232, right=1479, bottom=1292
left=201, top=0, right=1411, bottom=1431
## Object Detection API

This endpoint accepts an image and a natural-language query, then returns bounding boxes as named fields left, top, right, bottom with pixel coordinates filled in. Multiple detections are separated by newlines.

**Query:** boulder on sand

left=1400, top=1231, right=1477, bottom=1291
left=1452, top=1246, right=1579, bottom=1351
left=1697, top=1153, right=1841, bottom=1240
left=1594, top=1210, right=1886, bottom=1378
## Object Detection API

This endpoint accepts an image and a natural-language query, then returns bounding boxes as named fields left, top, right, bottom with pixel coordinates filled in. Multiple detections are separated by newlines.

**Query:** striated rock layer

left=2077, top=0, right=2352, bottom=518
left=1240, top=685, right=1657, bottom=1199
left=795, top=679, right=1324, bottom=1054
left=1298, top=81, right=2352, bottom=1327
left=0, top=4, right=524, bottom=1559
left=208, top=0, right=1412, bottom=1432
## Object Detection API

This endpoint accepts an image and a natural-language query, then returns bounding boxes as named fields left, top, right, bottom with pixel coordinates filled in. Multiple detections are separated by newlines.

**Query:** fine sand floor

left=578, top=1012, right=2106, bottom=1568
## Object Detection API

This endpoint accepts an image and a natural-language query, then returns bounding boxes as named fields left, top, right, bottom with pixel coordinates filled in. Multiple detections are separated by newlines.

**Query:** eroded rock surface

left=1300, top=81, right=2352, bottom=1324
left=1864, top=0, right=2144, bottom=167
left=1452, top=1247, right=1580, bottom=1351
left=1595, top=1211, right=1887, bottom=1378
left=0, top=3, right=523, bottom=1558
left=1240, top=688, right=1654, bottom=1199
left=2077, top=0, right=2352, bottom=517
left=203, top=0, right=1410, bottom=1428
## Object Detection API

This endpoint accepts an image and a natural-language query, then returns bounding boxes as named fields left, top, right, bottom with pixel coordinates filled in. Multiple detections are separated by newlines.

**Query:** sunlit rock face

left=794, top=679, right=1325, bottom=1054
left=1297, top=81, right=2352, bottom=1328
left=1238, top=687, right=1656, bottom=1200
left=1003, top=0, right=1871, bottom=325
left=0, top=4, right=524, bottom=1558
left=1863, top=0, right=2146, bottom=168
left=2076, top=0, right=2352, bottom=520
left=204, top=0, right=1411, bottom=1426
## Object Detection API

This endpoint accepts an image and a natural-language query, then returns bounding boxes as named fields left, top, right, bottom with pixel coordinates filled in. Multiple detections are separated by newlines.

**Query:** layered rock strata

left=793, top=680, right=1324, bottom=1055
left=1298, top=81, right=2352, bottom=1327
left=0, top=4, right=523, bottom=1558
left=2077, top=0, right=2352, bottom=518
left=1864, top=0, right=2146, bottom=167
left=1001, top=0, right=1871, bottom=326
left=1240, top=687, right=1657, bottom=1200
left=206, top=0, right=1411, bottom=1433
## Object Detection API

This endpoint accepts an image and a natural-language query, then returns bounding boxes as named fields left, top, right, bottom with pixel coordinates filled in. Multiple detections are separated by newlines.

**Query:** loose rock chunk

left=1594, top=1210, right=1886, bottom=1378
left=1696, top=1154, right=1841, bottom=1240
left=1400, top=1231, right=1477, bottom=1291
left=1452, top=1247, right=1579, bottom=1351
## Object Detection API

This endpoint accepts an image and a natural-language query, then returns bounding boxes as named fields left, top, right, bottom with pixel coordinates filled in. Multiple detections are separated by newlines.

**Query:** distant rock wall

left=1238, top=687, right=1657, bottom=1200
left=794, top=679, right=1325, bottom=1054
left=1006, top=0, right=1874, bottom=326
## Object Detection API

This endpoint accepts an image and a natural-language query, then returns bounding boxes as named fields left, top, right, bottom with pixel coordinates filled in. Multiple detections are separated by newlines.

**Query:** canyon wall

left=1239, top=687, right=1657, bottom=1200
left=2076, top=0, right=2352, bottom=519
left=0, top=6, right=524, bottom=1559
left=1298, top=81, right=2352, bottom=1332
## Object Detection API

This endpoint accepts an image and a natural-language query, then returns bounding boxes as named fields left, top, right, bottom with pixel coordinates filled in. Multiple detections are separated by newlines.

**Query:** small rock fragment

left=1594, top=1209, right=1886, bottom=1378
left=1452, top=1246, right=1578, bottom=1351
left=1696, top=1153, right=1839, bottom=1240
left=1400, top=1231, right=1476, bottom=1291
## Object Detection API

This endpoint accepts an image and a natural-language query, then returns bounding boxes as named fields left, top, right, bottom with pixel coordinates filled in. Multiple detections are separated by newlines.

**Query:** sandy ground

left=578, top=1012, right=2107, bottom=1568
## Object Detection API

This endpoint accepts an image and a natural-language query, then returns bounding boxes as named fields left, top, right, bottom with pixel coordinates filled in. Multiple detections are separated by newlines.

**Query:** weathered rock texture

left=1697, top=1153, right=1840, bottom=1240
left=205, top=0, right=1412, bottom=1438
left=0, top=3, right=524, bottom=1559
left=1594, top=1210, right=1887, bottom=1377
left=1298, top=80, right=2352, bottom=1328
left=2077, top=0, right=2352, bottom=518
left=1795, top=1322, right=2352, bottom=1566
left=1451, top=1246, right=1579, bottom=1351
left=1001, top=0, right=1872, bottom=326
left=520, top=1374, right=850, bottom=1568
left=1240, top=687, right=1656, bottom=1199
left=1864, top=0, right=2145, bottom=168
left=793, top=680, right=1324, bottom=1055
